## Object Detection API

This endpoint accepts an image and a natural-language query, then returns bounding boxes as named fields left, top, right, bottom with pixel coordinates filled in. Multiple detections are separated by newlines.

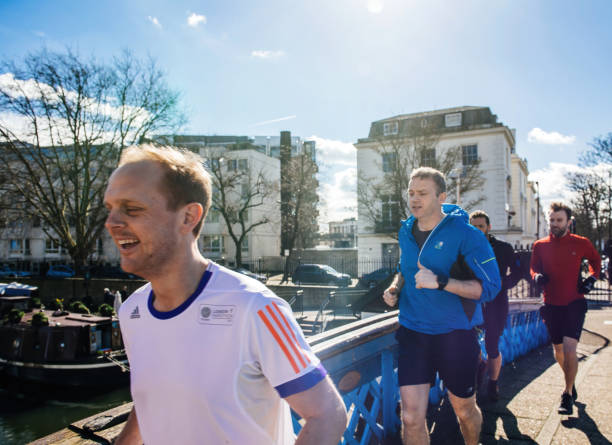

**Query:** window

left=420, top=149, right=436, bottom=167
left=24, top=239, right=31, bottom=256
left=207, top=208, right=220, bottom=223
left=45, top=239, right=61, bottom=254
left=445, top=113, right=462, bottom=127
left=462, top=144, right=478, bottom=166
left=382, top=152, right=397, bottom=173
left=238, top=159, right=248, bottom=171
left=227, top=159, right=237, bottom=171
left=383, top=121, right=398, bottom=136
left=9, top=239, right=23, bottom=254
left=241, top=237, right=249, bottom=252
left=201, top=235, right=224, bottom=253
left=381, top=195, right=399, bottom=226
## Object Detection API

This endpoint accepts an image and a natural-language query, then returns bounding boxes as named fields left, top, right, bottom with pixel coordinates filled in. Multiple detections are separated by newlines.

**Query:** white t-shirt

left=118, top=262, right=326, bottom=445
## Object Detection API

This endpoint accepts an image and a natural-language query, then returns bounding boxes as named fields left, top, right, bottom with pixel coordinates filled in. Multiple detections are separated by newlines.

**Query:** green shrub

left=8, top=308, right=24, bottom=324
left=98, top=303, right=115, bottom=317
left=29, top=297, right=43, bottom=309
left=31, top=311, right=49, bottom=326
left=69, top=300, right=91, bottom=314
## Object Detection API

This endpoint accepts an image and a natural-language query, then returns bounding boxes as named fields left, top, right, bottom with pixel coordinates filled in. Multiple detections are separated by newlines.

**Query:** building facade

left=328, top=217, right=357, bottom=248
left=355, top=106, right=545, bottom=272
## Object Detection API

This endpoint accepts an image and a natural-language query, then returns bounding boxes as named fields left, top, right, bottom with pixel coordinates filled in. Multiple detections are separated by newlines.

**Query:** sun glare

left=367, top=0, right=384, bottom=14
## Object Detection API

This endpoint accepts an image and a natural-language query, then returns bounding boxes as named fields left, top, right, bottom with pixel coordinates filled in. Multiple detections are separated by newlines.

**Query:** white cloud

left=308, top=136, right=358, bottom=226
left=147, top=16, right=162, bottom=29
left=527, top=127, right=575, bottom=145
left=251, top=50, right=285, bottom=59
left=0, top=72, right=151, bottom=145
left=367, top=0, right=384, bottom=14
left=187, top=12, right=207, bottom=28
left=33, top=31, right=45, bottom=38
left=528, top=162, right=612, bottom=211
left=308, top=135, right=356, bottom=167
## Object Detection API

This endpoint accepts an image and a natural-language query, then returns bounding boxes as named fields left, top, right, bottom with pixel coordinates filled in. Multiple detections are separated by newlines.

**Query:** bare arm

left=415, top=261, right=483, bottom=300
left=286, top=376, right=347, bottom=445
left=114, top=407, right=142, bottom=445
left=383, top=273, right=404, bottom=307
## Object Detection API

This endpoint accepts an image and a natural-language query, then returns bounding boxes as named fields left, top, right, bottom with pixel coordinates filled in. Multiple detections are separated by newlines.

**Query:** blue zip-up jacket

left=398, top=203, right=501, bottom=334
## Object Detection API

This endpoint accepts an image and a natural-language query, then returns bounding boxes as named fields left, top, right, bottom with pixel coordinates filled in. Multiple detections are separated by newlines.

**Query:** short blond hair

left=410, top=167, right=446, bottom=195
left=119, top=144, right=212, bottom=236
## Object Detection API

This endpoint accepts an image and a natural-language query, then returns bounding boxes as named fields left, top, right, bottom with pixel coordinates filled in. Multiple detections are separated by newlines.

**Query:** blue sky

left=1, top=0, right=611, bottom=224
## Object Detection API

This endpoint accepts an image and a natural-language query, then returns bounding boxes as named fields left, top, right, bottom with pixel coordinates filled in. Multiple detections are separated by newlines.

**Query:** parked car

left=232, top=267, right=267, bottom=283
left=0, top=265, right=32, bottom=278
left=292, top=264, right=351, bottom=287
left=46, top=265, right=75, bottom=278
left=358, top=267, right=394, bottom=288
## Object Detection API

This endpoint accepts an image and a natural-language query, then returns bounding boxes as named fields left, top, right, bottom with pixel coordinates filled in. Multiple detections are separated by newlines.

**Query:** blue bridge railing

left=294, top=302, right=549, bottom=443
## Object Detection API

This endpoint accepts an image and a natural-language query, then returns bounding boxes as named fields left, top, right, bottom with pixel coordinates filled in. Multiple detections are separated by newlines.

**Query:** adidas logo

left=130, top=306, right=140, bottom=319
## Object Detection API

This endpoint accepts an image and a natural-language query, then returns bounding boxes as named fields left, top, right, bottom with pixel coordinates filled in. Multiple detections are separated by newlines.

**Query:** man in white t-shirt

left=104, top=144, right=347, bottom=445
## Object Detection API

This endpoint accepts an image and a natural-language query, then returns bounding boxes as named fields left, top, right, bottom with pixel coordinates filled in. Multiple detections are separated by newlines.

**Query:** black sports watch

left=437, top=274, right=449, bottom=290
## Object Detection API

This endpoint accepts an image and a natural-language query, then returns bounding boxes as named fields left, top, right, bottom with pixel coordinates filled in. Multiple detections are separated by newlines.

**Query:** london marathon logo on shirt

left=199, top=304, right=236, bottom=325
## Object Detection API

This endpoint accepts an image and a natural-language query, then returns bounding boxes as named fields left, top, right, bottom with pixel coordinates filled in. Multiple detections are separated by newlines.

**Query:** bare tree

left=358, top=121, right=485, bottom=237
left=282, top=153, right=319, bottom=251
left=204, top=151, right=278, bottom=268
left=0, top=48, right=185, bottom=272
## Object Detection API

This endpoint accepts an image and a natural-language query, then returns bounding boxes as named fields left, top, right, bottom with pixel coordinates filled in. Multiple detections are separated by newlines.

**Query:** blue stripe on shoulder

left=275, top=364, right=327, bottom=398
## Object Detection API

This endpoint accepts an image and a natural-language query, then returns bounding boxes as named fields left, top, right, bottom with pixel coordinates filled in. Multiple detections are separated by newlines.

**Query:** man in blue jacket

left=383, top=167, right=501, bottom=445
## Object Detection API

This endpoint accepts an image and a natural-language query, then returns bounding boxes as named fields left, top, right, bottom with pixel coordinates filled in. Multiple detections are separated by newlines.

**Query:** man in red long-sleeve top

left=530, top=202, right=600, bottom=416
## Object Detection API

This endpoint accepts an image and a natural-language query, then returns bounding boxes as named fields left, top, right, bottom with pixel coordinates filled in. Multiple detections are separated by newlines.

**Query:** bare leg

left=488, top=353, right=502, bottom=381
left=447, top=391, right=482, bottom=445
left=399, top=384, right=430, bottom=445
left=562, top=337, right=579, bottom=394
left=552, top=342, right=565, bottom=370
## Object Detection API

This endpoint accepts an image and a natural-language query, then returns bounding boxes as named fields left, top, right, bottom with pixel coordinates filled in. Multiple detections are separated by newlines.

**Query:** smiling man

left=105, top=144, right=347, bottom=445
left=530, top=202, right=600, bottom=415
left=382, top=167, right=500, bottom=445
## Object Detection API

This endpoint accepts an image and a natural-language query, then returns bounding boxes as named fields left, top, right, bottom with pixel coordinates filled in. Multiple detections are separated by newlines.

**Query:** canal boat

left=0, top=287, right=128, bottom=387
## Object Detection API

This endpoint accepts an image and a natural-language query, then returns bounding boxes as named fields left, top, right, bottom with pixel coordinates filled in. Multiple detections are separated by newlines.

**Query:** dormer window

left=383, top=121, right=398, bottom=136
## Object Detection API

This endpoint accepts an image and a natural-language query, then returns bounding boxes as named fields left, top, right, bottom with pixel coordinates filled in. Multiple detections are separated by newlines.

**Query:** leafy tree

left=203, top=148, right=278, bottom=268
left=0, top=48, right=185, bottom=273
left=358, top=120, right=485, bottom=237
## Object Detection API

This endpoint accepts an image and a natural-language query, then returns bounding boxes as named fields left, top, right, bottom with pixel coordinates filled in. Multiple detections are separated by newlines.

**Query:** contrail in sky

left=249, top=115, right=296, bottom=127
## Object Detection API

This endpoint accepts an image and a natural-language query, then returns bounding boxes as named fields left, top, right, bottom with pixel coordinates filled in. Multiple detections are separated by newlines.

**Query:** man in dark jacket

left=470, top=210, right=521, bottom=401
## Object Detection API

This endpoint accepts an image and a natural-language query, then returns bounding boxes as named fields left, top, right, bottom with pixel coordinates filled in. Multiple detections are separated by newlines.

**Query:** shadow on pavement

left=561, top=402, right=612, bottom=445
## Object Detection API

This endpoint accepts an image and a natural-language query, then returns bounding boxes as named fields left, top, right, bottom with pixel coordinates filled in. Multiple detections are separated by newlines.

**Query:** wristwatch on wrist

left=437, top=274, right=449, bottom=290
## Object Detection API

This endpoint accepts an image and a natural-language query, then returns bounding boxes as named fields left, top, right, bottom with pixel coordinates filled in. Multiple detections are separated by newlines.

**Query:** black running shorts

left=395, top=325, right=480, bottom=398
left=539, top=298, right=588, bottom=345
left=483, top=295, right=509, bottom=359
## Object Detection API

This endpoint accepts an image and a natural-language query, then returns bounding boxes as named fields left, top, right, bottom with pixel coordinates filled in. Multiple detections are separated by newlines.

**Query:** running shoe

left=558, top=392, right=573, bottom=415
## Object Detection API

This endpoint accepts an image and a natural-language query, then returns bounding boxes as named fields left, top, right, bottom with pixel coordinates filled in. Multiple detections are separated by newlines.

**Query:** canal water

left=0, top=380, right=131, bottom=444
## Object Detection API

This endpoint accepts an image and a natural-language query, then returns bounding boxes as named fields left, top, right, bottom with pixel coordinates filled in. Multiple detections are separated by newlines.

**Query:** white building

left=328, top=217, right=357, bottom=248
left=355, top=106, right=545, bottom=271
left=160, top=135, right=282, bottom=266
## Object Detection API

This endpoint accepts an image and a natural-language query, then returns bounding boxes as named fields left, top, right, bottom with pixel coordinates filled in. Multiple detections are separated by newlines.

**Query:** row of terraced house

left=0, top=106, right=546, bottom=276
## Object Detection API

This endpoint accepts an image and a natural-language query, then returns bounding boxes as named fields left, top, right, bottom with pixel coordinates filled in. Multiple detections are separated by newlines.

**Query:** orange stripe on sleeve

left=257, top=309, right=300, bottom=374
left=266, top=305, right=307, bottom=369
left=271, top=301, right=311, bottom=365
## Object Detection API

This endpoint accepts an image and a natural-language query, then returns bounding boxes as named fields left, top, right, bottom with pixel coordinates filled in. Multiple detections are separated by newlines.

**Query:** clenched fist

left=383, top=284, right=400, bottom=307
